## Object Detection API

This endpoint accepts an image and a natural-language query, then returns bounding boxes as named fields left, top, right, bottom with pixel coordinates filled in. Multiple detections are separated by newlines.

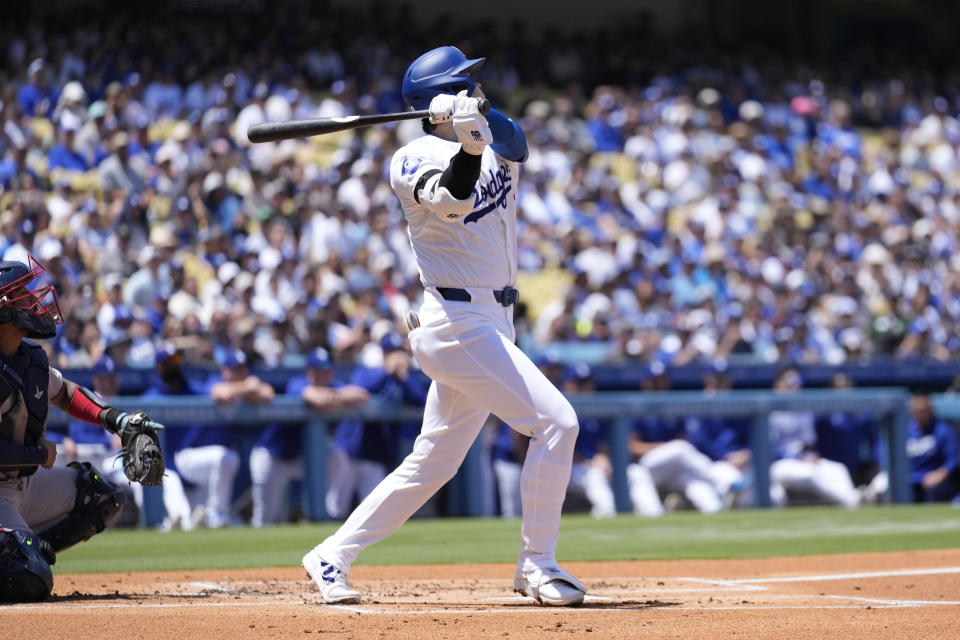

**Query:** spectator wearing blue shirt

left=0, top=140, right=34, bottom=190
left=907, top=394, right=959, bottom=503
left=47, top=112, right=89, bottom=174
left=248, top=348, right=368, bottom=527
left=325, top=333, right=429, bottom=519
left=563, top=364, right=616, bottom=518
left=627, top=361, right=725, bottom=515
left=17, top=58, right=57, bottom=118
left=585, top=92, right=624, bottom=152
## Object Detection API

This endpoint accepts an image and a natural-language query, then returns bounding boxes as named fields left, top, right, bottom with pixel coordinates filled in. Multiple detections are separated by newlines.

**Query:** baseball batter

left=303, top=46, right=586, bottom=606
left=0, top=256, right=164, bottom=601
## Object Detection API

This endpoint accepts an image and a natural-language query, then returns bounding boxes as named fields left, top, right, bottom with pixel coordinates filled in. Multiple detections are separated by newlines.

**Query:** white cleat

left=514, top=566, right=586, bottom=606
left=302, top=550, right=361, bottom=604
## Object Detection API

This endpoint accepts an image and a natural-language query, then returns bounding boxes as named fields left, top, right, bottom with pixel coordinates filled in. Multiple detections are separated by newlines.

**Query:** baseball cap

left=565, top=363, right=592, bottom=383
left=534, top=349, right=561, bottom=368
left=708, top=358, right=730, bottom=375
left=646, top=360, right=667, bottom=379
left=306, top=347, right=332, bottom=369
left=112, top=305, right=134, bottom=326
left=102, top=328, right=131, bottom=348
left=111, top=131, right=130, bottom=151
left=380, top=332, right=404, bottom=353
left=88, top=100, right=107, bottom=120
left=218, top=348, right=247, bottom=368
left=27, top=58, right=45, bottom=77
left=155, top=343, right=181, bottom=366
left=59, top=110, right=82, bottom=133
left=18, top=217, right=36, bottom=236
left=37, top=238, right=63, bottom=262
left=92, top=354, right=117, bottom=376
left=103, top=272, right=123, bottom=291
left=217, top=261, right=241, bottom=285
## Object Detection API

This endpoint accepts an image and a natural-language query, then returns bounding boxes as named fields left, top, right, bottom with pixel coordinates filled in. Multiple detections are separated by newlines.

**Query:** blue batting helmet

left=401, top=46, right=485, bottom=111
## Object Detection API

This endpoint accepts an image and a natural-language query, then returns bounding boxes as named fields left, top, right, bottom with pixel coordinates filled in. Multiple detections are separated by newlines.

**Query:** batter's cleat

left=514, top=566, right=586, bottom=606
left=302, top=550, right=361, bottom=604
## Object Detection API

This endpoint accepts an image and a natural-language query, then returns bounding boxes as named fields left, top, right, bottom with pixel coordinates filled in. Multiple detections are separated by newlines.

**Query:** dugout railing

left=46, top=388, right=913, bottom=526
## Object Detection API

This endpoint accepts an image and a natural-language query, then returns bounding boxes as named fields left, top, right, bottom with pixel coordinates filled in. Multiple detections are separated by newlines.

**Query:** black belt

left=436, top=286, right=519, bottom=307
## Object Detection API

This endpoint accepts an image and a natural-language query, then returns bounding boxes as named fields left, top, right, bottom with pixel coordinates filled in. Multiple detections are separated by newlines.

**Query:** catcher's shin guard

left=0, top=528, right=55, bottom=602
left=37, top=461, right=125, bottom=552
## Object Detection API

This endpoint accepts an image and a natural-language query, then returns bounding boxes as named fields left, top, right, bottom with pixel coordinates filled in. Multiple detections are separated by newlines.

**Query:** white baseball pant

left=173, top=445, right=240, bottom=528
left=633, top=439, right=724, bottom=514
left=568, top=462, right=616, bottom=518
left=769, top=457, right=860, bottom=509
left=626, top=462, right=664, bottom=516
left=313, top=288, right=579, bottom=574
left=249, top=446, right=305, bottom=526
left=493, top=458, right=523, bottom=518
left=323, top=447, right=386, bottom=521
left=65, top=443, right=193, bottom=530
left=0, top=467, right=77, bottom=532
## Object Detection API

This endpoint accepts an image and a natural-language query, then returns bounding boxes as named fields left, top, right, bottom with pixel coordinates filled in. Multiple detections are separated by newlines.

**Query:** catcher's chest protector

left=0, top=342, right=50, bottom=477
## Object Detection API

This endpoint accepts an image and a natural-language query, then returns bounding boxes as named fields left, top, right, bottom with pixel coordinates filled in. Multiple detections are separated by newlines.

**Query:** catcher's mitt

left=118, top=411, right=165, bottom=486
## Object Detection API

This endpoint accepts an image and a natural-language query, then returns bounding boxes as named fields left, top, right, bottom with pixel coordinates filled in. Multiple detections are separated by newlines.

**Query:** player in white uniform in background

left=768, top=366, right=861, bottom=509
left=626, top=361, right=728, bottom=516
left=303, top=46, right=586, bottom=607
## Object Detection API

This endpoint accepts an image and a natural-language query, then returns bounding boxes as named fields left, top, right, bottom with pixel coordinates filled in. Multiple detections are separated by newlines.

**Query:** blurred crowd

left=3, top=6, right=960, bottom=378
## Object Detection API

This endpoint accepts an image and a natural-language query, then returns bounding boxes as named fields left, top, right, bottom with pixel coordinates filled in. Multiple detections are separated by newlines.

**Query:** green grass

left=55, top=504, right=960, bottom=574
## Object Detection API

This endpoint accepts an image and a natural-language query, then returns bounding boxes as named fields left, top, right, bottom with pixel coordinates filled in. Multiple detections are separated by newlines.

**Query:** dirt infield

left=5, top=549, right=960, bottom=639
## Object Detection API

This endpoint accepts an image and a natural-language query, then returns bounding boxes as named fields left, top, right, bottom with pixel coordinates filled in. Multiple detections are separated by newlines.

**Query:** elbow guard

left=424, top=181, right=477, bottom=223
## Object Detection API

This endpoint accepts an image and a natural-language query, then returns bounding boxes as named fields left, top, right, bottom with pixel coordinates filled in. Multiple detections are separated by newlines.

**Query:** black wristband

left=438, top=149, right=482, bottom=199
left=101, top=407, right=125, bottom=434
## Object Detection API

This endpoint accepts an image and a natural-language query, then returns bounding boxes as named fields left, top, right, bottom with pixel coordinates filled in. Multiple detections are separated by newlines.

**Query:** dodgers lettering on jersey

left=390, top=136, right=519, bottom=289
left=466, top=164, right=512, bottom=224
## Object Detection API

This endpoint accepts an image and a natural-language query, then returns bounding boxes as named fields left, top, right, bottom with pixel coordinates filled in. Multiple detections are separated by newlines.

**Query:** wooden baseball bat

left=247, top=98, right=491, bottom=143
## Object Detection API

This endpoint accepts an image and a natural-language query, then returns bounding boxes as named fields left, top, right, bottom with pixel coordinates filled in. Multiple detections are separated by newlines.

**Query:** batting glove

left=428, top=94, right=456, bottom=124
left=452, top=92, right=492, bottom=155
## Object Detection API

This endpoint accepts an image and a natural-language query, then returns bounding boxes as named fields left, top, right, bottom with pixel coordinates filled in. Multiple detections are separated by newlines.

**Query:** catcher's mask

left=0, top=255, right=63, bottom=339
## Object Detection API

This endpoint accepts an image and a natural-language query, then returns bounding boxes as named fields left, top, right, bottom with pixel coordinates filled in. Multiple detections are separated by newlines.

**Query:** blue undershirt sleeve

left=488, top=108, right=528, bottom=163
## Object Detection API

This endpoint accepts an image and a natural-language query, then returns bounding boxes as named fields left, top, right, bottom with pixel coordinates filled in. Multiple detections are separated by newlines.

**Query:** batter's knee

left=550, top=401, right=580, bottom=442
left=37, top=461, right=125, bottom=553
left=0, top=528, right=56, bottom=602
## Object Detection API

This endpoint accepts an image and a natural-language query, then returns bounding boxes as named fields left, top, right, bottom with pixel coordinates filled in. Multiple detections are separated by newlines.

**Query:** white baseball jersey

left=313, top=131, right=581, bottom=586
left=389, top=137, right=519, bottom=289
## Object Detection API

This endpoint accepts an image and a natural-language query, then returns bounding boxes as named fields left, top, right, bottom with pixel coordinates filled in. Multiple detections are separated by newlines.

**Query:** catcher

left=0, top=256, right=164, bottom=602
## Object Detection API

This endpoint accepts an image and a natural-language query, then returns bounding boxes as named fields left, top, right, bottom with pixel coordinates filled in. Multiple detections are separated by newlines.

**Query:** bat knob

left=477, top=98, right=491, bottom=115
